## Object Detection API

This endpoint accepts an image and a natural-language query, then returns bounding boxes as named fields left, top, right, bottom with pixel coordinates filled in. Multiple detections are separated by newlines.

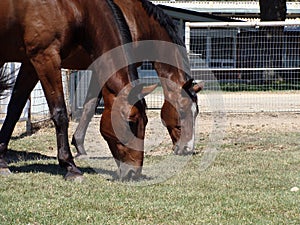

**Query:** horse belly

left=62, top=46, right=92, bottom=70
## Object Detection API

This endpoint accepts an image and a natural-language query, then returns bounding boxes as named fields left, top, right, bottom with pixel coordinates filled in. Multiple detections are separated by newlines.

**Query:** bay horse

left=71, top=0, right=203, bottom=157
left=0, top=0, right=153, bottom=180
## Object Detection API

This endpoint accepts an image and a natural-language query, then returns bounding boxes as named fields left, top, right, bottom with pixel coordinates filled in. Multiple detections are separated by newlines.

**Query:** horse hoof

left=75, top=152, right=87, bottom=158
left=71, top=137, right=87, bottom=156
left=0, top=168, right=12, bottom=176
left=64, top=172, right=85, bottom=183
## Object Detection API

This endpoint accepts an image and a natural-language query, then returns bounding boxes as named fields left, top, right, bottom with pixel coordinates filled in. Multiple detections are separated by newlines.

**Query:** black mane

left=106, top=0, right=138, bottom=81
left=140, top=0, right=185, bottom=47
left=106, top=0, right=133, bottom=44
left=140, top=0, right=192, bottom=80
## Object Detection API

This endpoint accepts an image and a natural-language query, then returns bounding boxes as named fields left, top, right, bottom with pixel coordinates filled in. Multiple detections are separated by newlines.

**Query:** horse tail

left=0, top=65, right=14, bottom=98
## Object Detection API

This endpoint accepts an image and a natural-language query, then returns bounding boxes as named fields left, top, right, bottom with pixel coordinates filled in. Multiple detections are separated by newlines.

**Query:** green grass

left=0, top=130, right=299, bottom=224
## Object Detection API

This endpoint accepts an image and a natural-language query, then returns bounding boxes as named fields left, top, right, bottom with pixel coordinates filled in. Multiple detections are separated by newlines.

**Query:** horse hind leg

left=72, top=72, right=102, bottom=157
left=0, top=62, right=38, bottom=175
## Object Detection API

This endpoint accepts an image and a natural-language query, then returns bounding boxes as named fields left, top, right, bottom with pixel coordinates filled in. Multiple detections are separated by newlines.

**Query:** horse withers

left=0, top=0, right=153, bottom=180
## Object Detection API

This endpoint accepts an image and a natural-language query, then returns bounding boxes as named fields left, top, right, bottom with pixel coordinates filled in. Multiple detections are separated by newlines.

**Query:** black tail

left=0, top=66, right=14, bottom=99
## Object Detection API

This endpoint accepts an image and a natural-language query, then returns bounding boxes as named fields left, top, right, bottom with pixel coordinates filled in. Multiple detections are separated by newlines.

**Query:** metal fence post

left=185, top=22, right=191, bottom=56
left=26, top=96, right=32, bottom=135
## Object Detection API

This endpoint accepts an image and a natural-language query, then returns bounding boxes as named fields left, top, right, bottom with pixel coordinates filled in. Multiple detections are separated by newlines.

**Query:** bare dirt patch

left=69, top=111, right=300, bottom=157
left=6, top=110, right=300, bottom=158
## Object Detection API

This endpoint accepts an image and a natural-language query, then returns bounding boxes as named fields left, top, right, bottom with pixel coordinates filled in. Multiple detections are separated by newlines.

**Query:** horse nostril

left=173, top=145, right=194, bottom=155
left=173, top=145, right=180, bottom=155
left=183, top=146, right=193, bottom=155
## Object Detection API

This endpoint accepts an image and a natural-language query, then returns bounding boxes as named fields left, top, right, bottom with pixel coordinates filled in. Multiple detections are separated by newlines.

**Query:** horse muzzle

left=117, top=161, right=142, bottom=181
left=173, top=144, right=194, bottom=155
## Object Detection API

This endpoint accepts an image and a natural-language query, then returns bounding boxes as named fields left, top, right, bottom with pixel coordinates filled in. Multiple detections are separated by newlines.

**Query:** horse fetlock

left=0, top=148, right=10, bottom=175
left=71, top=135, right=87, bottom=156
left=58, top=157, right=72, bottom=166
left=0, top=157, right=8, bottom=169
left=0, top=143, right=8, bottom=169
left=0, top=142, right=8, bottom=155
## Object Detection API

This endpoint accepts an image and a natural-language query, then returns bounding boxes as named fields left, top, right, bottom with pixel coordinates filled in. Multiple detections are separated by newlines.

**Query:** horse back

left=0, top=0, right=84, bottom=62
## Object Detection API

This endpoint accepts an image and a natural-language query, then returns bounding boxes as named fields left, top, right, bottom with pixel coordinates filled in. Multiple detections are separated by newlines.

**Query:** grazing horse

left=0, top=0, right=153, bottom=180
left=71, top=0, right=203, bottom=157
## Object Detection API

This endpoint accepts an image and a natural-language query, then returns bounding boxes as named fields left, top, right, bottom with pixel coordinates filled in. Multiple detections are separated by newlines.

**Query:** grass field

left=0, top=113, right=300, bottom=224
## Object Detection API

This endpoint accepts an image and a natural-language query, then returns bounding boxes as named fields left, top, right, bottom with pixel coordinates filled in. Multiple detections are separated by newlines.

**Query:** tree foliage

left=259, top=0, right=286, bottom=21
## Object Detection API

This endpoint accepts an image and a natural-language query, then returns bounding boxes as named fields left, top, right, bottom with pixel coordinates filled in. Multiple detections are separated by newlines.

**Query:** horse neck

left=114, top=0, right=190, bottom=88
left=79, top=0, right=137, bottom=96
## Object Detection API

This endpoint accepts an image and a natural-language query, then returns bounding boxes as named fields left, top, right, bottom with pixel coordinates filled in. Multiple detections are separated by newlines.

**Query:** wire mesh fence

left=0, top=63, right=27, bottom=123
left=70, top=63, right=164, bottom=115
left=185, top=21, right=300, bottom=113
left=0, top=66, right=70, bottom=131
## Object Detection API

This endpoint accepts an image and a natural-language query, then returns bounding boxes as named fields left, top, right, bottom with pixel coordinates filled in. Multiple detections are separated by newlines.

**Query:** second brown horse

left=70, top=0, right=203, bottom=159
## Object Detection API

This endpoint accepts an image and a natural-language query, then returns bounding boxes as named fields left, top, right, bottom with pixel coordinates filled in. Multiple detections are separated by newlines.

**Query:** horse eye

left=128, top=121, right=138, bottom=134
left=179, top=110, right=186, bottom=118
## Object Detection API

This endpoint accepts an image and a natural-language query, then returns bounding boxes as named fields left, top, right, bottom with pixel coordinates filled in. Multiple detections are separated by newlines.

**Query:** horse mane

left=140, top=0, right=185, bottom=47
left=106, top=0, right=139, bottom=82
left=140, top=0, right=192, bottom=81
left=106, top=0, right=133, bottom=45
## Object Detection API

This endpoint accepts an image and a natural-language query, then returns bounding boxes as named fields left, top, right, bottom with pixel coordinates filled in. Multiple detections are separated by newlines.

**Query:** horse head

left=161, top=79, right=203, bottom=155
left=101, top=81, right=157, bottom=181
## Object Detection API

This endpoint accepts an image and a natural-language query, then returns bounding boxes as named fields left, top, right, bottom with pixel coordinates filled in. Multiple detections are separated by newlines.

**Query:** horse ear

left=193, top=81, right=204, bottom=93
left=141, top=84, right=158, bottom=96
left=128, top=83, right=158, bottom=105
left=181, top=79, right=204, bottom=98
left=182, top=79, right=193, bottom=90
left=182, top=79, right=204, bottom=94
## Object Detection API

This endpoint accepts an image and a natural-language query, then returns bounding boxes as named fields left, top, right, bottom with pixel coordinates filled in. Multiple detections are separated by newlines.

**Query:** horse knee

left=51, top=107, right=69, bottom=127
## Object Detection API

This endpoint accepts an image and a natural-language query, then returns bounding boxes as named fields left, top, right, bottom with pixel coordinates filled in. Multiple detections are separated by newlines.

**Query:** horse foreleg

left=30, top=50, right=83, bottom=181
left=72, top=72, right=102, bottom=157
left=0, top=63, right=38, bottom=174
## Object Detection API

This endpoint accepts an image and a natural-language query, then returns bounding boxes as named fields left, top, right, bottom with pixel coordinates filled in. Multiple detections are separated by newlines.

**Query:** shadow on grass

left=6, top=149, right=56, bottom=163
left=5, top=150, right=156, bottom=182
left=5, top=149, right=97, bottom=176
left=9, top=163, right=99, bottom=176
